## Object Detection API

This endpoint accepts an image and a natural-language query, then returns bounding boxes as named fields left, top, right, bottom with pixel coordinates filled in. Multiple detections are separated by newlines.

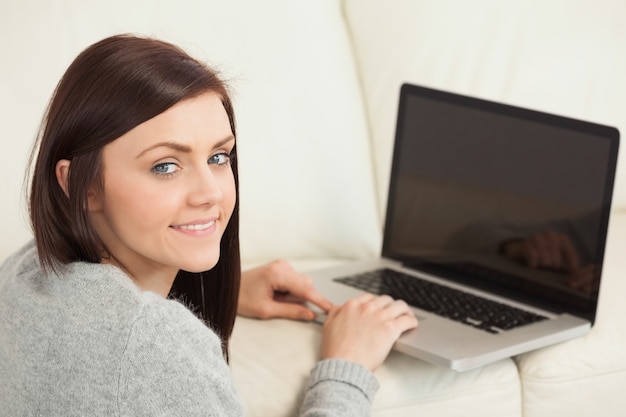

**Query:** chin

left=180, top=252, right=221, bottom=273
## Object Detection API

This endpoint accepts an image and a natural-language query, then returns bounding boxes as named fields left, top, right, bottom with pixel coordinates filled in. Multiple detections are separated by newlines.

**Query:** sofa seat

left=231, top=317, right=521, bottom=417
left=232, top=210, right=626, bottom=417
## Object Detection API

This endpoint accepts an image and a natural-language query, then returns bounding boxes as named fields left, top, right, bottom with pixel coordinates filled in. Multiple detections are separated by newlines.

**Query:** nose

left=187, top=166, right=223, bottom=206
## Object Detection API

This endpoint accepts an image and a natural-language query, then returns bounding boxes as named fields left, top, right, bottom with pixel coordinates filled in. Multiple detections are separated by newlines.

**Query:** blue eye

left=152, top=162, right=179, bottom=176
left=208, top=152, right=232, bottom=166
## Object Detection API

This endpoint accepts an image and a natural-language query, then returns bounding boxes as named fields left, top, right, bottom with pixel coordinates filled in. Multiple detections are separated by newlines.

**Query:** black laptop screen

left=382, top=84, right=619, bottom=321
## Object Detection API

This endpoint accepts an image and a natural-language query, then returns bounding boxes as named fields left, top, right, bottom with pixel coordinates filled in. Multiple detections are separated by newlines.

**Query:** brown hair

left=28, top=34, right=240, bottom=359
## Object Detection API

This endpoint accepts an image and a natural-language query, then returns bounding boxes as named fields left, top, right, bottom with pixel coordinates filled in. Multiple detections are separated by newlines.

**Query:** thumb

left=269, top=302, right=316, bottom=321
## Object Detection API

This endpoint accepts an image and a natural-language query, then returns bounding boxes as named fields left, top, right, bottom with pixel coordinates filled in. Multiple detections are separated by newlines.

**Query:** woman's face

left=88, top=92, right=236, bottom=294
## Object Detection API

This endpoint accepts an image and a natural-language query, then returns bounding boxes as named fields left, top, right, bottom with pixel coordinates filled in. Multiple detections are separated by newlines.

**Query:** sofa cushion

left=514, top=212, right=626, bottom=417
left=342, top=0, right=626, bottom=212
left=230, top=315, right=522, bottom=417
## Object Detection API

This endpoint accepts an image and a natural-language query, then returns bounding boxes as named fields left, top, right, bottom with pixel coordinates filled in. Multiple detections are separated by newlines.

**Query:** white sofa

left=2, top=1, right=625, bottom=416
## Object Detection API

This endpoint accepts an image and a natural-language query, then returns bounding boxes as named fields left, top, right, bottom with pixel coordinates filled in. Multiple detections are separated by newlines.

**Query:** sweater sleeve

left=117, top=300, right=244, bottom=417
left=299, top=359, right=380, bottom=417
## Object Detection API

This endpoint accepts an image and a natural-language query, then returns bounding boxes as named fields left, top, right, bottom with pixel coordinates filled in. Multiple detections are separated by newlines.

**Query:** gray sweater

left=0, top=241, right=379, bottom=416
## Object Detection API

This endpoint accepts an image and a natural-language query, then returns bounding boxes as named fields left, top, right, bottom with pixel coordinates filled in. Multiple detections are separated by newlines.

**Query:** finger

left=380, top=299, right=415, bottom=321
left=566, top=265, right=595, bottom=290
left=348, top=292, right=377, bottom=305
left=271, top=291, right=331, bottom=320
left=265, top=264, right=331, bottom=307
left=394, top=310, right=420, bottom=333
left=529, top=234, right=552, bottom=268
left=330, top=293, right=376, bottom=317
left=501, top=239, right=524, bottom=260
left=557, top=235, right=581, bottom=272
left=523, top=243, right=540, bottom=268
left=264, top=301, right=318, bottom=321
left=325, top=304, right=342, bottom=321
left=544, top=232, right=563, bottom=268
left=278, top=279, right=333, bottom=312
left=304, top=289, right=334, bottom=313
left=375, top=300, right=419, bottom=338
left=363, top=294, right=395, bottom=311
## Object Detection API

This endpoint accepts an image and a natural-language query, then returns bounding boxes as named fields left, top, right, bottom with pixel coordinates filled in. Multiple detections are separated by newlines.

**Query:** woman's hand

left=321, top=293, right=418, bottom=371
left=500, top=230, right=581, bottom=272
left=238, top=260, right=333, bottom=321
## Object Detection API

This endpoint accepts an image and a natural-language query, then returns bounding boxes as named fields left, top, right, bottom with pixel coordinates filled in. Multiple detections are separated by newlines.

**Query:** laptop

left=309, top=83, right=620, bottom=371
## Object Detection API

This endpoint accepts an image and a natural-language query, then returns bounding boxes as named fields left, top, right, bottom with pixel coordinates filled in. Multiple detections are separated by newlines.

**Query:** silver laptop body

left=310, top=83, right=619, bottom=372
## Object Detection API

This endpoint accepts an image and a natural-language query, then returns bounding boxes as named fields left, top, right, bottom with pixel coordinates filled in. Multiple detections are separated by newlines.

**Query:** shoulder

left=0, top=240, right=38, bottom=278
left=124, top=297, right=224, bottom=361
left=117, top=296, right=243, bottom=416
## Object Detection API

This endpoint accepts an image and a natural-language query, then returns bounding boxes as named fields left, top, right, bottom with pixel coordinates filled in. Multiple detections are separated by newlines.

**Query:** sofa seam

left=339, top=0, right=385, bottom=228
left=519, top=366, right=626, bottom=385
left=371, top=379, right=521, bottom=411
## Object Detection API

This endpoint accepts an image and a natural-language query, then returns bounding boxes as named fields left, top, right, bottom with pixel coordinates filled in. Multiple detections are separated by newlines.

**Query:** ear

left=55, top=159, right=71, bottom=198
left=55, top=159, right=103, bottom=212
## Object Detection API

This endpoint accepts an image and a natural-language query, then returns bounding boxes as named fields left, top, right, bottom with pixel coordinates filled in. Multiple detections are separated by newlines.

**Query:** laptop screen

left=382, top=84, right=619, bottom=322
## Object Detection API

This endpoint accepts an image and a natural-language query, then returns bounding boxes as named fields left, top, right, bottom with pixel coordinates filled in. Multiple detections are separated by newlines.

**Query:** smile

left=171, top=220, right=216, bottom=232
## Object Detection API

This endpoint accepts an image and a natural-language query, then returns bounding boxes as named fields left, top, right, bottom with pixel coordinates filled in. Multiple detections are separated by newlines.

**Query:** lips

left=171, top=219, right=216, bottom=232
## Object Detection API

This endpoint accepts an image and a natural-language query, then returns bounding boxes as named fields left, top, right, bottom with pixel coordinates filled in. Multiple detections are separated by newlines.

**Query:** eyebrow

left=135, top=135, right=235, bottom=159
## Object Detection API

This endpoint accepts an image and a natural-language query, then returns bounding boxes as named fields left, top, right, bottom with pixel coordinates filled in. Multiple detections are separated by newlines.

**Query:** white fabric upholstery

left=343, top=0, right=626, bottom=212
left=1, top=1, right=625, bottom=416
left=231, top=315, right=522, bottom=417
left=0, top=0, right=381, bottom=263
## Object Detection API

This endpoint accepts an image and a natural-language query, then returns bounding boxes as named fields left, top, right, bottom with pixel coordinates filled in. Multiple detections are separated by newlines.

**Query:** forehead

left=107, top=92, right=233, bottom=154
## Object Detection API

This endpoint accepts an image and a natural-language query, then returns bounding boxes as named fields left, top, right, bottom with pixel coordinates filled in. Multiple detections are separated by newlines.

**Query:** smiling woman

left=28, top=35, right=242, bottom=356
left=0, top=34, right=417, bottom=416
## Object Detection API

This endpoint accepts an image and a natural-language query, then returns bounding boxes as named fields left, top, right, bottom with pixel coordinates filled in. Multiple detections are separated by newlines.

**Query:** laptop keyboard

left=334, top=268, right=548, bottom=334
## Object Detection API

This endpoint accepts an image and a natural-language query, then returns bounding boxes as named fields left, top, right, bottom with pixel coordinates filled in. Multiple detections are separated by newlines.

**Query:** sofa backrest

left=4, top=1, right=623, bottom=265
left=0, top=0, right=381, bottom=263
left=343, top=0, right=626, bottom=216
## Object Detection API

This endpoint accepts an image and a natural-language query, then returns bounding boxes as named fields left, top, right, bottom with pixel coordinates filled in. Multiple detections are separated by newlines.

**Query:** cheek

left=214, top=168, right=236, bottom=218
left=223, top=174, right=237, bottom=215
left=103, top=177, right=173, bottom=227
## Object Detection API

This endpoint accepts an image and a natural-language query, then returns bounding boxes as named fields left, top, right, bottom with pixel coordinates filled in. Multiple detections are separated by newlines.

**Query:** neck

left=100, top=253, right=176, bottom=297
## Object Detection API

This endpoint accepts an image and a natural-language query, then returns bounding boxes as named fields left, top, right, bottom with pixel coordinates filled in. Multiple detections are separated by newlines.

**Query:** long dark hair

left=28, top=34, right=240, bottom=359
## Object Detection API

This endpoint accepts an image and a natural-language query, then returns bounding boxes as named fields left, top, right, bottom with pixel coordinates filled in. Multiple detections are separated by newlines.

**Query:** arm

left=300, top=294, right=418, bottom=417
left=300, top=359, right=379, bottom=417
